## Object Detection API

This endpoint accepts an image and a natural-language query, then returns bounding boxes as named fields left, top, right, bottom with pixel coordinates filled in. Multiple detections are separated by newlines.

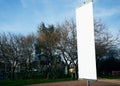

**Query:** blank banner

left=76, top=2, right=97, bottom=80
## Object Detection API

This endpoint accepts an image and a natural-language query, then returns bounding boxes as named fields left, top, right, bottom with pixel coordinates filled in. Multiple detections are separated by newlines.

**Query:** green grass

left=0, top=78, right=77, bottom=86
left=99, top=75, right=120, bottom=79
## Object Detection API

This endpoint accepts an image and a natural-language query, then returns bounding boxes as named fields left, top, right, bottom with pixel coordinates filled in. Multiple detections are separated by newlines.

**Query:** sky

left=0, top=0, right=120, bottom=35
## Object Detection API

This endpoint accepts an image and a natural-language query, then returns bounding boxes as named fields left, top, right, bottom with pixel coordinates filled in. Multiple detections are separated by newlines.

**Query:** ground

left=28, top=79, right=120, bottom=86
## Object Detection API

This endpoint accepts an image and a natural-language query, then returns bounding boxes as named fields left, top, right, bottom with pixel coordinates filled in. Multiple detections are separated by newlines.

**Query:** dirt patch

left=28, top=79, right=120, bottom=86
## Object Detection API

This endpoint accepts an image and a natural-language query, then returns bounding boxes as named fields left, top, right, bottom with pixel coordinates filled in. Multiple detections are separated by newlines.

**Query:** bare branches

left=0, top=33, right=35, bottom=79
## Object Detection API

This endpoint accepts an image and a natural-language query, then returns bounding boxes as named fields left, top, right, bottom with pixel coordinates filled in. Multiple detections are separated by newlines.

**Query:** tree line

left=0, top=19, right=120, bottom=80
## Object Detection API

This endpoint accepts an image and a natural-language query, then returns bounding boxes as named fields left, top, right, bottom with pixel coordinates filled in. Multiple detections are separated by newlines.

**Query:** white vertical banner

left=76, top=1, right=97, bottom=80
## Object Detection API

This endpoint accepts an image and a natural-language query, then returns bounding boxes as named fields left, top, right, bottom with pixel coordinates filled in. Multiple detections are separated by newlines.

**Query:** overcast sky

left=0, top=0, right=120, bottom=35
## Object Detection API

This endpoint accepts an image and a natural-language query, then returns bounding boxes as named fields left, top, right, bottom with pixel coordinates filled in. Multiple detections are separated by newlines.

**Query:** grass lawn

left=0, top=78, right=77, bottom=86
left=99, top=75, right=120, bottom=79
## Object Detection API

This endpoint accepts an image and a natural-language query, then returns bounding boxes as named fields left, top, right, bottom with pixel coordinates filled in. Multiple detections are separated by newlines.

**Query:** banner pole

left=87, top=80, right=90, bottom=86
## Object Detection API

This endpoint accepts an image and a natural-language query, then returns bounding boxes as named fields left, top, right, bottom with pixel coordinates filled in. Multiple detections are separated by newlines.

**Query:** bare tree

left=0, top=33, right=36, bottom=80
left=0, top=33, right=22, bottom=80
left=36, top=23, right=63, bottom=79
left=94, top=20, right=120, bottom=74
left=17, top=34, right=36, bottom=79
left=56, top=20, right=78, bottom=78
left=95, top=20, right=120, bottom=60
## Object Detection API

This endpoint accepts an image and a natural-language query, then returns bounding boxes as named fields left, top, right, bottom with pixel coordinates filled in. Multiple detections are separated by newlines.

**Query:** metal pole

left=87, top=80, right=90, bottom=86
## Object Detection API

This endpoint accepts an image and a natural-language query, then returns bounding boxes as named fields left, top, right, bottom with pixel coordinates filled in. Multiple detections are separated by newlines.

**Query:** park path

left=28, top=79, right=120, bottom=86
left=98, top=79, right=120, bottom=85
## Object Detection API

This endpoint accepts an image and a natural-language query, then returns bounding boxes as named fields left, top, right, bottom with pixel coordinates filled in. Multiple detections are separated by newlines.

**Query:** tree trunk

left=11, top=67, right=15, bottom=80
left=66, top=65, right=70, bottom=77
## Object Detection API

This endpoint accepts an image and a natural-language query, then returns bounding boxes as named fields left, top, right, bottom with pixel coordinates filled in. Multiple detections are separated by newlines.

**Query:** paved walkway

left=98, top=79, right=120, bottom=85
left=28, top=79, right=120, bottom=86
